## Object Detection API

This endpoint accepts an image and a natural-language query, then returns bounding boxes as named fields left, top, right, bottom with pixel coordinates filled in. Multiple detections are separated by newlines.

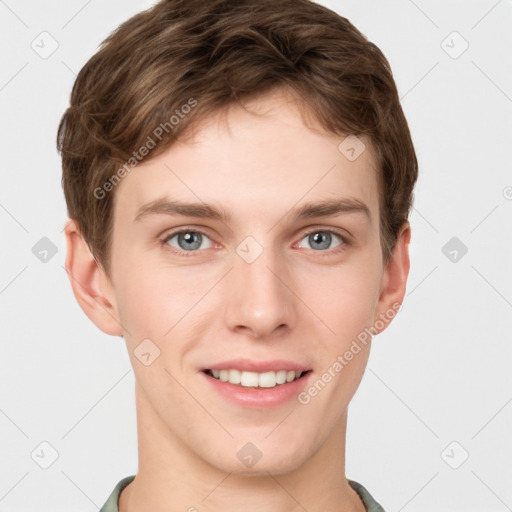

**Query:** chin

left=207, top=447, right=305, bottom=477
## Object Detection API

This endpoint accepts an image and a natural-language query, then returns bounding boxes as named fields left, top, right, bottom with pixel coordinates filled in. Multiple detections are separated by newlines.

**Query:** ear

left=63, top=219, right=123, bottom=337
left=373, top=221, right=411, bottom=334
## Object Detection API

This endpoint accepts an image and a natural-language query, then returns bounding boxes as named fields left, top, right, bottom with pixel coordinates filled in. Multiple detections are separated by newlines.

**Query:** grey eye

left=166, top=231, right=213, bottom=251
left=299, top=231, right=342, bottom=251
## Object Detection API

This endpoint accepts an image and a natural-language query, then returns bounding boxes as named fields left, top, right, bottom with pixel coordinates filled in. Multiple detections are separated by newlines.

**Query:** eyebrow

left=134, top=197, right=371, bottom=224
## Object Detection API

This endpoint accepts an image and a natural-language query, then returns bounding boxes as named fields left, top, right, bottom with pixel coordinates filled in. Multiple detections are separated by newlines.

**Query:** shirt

left=99, top=475, right=386, bottom=511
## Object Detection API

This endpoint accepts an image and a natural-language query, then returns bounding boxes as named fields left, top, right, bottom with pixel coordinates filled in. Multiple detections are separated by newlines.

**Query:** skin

left=64, top=87, right=411, bottom=512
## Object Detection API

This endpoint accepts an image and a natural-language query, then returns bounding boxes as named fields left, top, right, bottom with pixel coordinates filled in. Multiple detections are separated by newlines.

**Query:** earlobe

left=63, top=219, right=124, bottom=337
left=373, top=222, right=411, bottom=333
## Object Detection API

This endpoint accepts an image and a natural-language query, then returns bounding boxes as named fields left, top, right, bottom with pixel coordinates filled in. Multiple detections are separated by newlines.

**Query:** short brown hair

left=57, top=0, right=418, bottom=276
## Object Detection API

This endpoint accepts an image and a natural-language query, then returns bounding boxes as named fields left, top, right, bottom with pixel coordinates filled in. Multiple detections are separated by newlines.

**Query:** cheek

left=112, top=254, right=214, bottom=352
left=300, top=265, right=378, bottom=411
left=303, top=253, right=382, bottom=339
left=111, top=254, right=170, bottom=342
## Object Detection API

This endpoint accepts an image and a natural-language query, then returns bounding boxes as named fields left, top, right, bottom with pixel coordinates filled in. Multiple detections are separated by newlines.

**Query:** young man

left=58, top=0, right=417, bottom=510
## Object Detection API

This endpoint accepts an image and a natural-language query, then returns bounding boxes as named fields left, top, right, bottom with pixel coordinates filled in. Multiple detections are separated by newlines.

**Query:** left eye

left=298, top=230, right=343, bottom=251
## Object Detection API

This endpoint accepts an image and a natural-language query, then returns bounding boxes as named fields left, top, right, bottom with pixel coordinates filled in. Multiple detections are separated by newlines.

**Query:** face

left=94, top=88, right=405, bottom=475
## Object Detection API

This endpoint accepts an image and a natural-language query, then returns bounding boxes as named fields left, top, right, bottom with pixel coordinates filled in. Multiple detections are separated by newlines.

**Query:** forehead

left=112, top=88, right=380, bottom=226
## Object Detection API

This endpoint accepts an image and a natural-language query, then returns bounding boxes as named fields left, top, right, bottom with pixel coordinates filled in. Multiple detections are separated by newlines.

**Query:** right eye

left=162, top=229, right=214, bottom=256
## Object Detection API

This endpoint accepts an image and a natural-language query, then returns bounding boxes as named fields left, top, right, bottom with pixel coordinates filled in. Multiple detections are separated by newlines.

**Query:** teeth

left=229, top=369, right=241, bottom=384
left=276, top=370, right=287, bottom=384
left=241, top=371, right=259, bottom=387
left=259, top=371, right=276, bottom=388
left=208, top=369, right=305, bottom=388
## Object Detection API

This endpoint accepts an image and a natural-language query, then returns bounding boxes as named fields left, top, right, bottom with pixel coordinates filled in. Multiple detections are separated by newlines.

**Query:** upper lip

left=203, top=358, right=312, bottom=373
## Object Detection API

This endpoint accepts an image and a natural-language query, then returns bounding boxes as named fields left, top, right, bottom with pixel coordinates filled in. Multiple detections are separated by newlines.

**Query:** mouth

left=202, top=368, right=312, bottom=389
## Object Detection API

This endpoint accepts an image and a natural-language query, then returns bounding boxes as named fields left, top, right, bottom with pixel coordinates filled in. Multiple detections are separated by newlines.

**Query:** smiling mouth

left=203, top=369, right=312, bottom=389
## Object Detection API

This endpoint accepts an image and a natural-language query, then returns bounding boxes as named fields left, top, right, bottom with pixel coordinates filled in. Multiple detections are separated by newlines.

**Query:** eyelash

left=160, top=227, right=350, bottom=258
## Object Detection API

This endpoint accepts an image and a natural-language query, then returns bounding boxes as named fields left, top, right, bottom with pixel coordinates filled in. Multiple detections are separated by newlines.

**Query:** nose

left=223, top=245, right=297, bottom=340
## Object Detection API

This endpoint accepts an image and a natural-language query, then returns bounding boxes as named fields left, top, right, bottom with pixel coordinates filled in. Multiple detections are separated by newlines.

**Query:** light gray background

left=1, top=1, right=511, bottom=510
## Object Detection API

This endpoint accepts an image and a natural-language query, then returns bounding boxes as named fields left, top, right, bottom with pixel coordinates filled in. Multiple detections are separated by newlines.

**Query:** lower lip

left=200, top=371, right=313, bottom=409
